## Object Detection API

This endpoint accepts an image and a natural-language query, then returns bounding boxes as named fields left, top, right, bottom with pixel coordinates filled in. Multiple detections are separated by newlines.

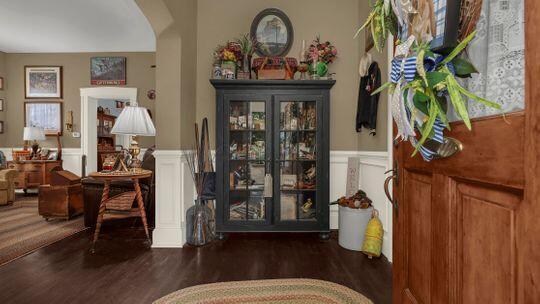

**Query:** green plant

left=371, top=32, right=501, bottom=156
left=354, top=0, right=397, bottom=51
left=235, top=34, right=260, bottom=57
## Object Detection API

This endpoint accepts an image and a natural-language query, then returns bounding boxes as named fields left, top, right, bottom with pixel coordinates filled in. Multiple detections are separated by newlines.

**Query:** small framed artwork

left=0, top=121, right=4, bottom=134
left=0, top=98, right=3, bottom=111
left=24, top=101, right=63, bottom=136
left=91, top=57, right=127, bottom=85
left=0, top=76, right=4, bottom=90
left=25, top=66, right=63, bottom=99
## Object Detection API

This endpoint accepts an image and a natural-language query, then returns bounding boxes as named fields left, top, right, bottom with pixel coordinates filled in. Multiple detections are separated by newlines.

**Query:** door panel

left=273, top=95, right=326, bottom=231
left=223, top=95, right=272, bottom=227
left=457, top=183, right=520, bottom=304
left=404, top=172, right=432, bottom=304
left=394, top=114, right=525, bottom=303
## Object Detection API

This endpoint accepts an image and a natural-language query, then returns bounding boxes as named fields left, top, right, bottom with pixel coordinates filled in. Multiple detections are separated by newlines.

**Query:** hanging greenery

left=357, top=1, right=501, bottom=160
left=354, top=0, right=397, bottom=51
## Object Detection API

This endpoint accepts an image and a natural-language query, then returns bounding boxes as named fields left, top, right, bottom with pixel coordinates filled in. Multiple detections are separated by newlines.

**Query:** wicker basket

left=105, top=192, right=137, bottom=211
left=459, top=0, right=483, bottom=41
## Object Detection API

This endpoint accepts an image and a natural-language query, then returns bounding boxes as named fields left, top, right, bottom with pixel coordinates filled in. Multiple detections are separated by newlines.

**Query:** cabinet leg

left=217, top=232, right=227, bottom=241
left=319, top=232, right=330, bottom=240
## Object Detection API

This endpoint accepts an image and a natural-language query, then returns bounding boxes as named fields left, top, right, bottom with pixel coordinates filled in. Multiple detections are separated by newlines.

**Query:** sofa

left=0, top=169, right=18, bottom=205
left=82, top=148, right=155, bottom=227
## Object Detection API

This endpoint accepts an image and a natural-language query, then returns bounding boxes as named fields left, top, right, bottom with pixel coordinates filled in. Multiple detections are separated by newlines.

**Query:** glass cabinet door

left=225, top=97, right=271, bottom=224
left=274, top=97, right=322, bottom=225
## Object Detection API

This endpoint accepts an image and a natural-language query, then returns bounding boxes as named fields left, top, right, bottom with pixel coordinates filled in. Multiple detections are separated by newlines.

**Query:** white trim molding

left=151, top=149, right=391, bottom=259
left=152, top=150, right=194, bottom=248
left=80, top=87, right=137, bottom=175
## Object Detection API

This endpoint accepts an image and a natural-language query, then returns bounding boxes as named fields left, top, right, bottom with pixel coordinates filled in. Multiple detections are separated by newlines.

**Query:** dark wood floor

left=0, top=226, right=392, bottom=304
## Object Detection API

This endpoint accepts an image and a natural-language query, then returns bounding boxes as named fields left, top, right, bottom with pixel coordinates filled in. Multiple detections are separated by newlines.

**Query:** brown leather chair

left=0, top=169, right=18, bottom=205
left=82, top=149, right=155, bottom=227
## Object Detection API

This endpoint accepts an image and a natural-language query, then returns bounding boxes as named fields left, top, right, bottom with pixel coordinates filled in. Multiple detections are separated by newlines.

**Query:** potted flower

left=214, top=42, right=243, bottom=79
left=307, top=36, right=338, bottom=78
left=235, top=34, right=260, bottom=79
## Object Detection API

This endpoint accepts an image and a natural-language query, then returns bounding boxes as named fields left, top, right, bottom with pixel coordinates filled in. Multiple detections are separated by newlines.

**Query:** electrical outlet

left=72, top=132, right=81, bottom=138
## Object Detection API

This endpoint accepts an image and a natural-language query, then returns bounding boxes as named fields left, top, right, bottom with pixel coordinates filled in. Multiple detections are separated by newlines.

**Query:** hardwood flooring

left=0, top=226, right=392, bottom=304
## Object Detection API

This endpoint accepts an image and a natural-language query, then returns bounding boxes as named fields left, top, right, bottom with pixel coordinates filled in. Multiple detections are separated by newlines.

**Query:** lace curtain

left=461, top=0, right=525, bottom=118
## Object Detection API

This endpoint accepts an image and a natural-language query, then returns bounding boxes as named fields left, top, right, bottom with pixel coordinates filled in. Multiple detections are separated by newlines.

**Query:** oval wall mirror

left=250, top=8, right=293, bottom=57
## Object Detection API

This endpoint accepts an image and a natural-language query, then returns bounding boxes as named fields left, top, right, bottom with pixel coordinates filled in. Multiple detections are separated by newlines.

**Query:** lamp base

left=129, top=137, right=141, bottom=168
left=31, top=141, right=40, bottom=159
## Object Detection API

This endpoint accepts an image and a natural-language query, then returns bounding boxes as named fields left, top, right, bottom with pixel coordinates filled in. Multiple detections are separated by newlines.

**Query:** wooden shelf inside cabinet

left=211, top=78, right=334, bottom=236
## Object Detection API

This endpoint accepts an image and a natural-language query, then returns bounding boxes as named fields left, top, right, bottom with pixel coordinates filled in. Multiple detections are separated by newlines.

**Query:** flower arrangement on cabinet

left=306, top=36, right=338, bottom=78
left=213, top=41, right=243, bottom=79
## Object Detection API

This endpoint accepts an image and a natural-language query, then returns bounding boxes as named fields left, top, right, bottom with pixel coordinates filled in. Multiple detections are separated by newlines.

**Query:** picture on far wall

left=91, top=57, right=126, bottom=85
left=0, top=76, right=4, bottom=90
left=25, top=66, right=63, bottom=99
left=24, top=101, right=63, bottom=136
left=0, top=121, right=4, bottom=134
left=0, top=98, right=4, bottom=111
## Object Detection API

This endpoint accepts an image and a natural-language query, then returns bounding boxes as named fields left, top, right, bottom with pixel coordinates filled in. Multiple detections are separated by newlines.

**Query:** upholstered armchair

left=0, top=169, right=18, bottom=205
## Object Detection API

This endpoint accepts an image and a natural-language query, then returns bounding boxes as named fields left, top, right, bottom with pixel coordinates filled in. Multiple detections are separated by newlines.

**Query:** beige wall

left=139, top=0, right=197, bottom=150
left=196, top=0, right=388, bottom=151
left=0, top=52, right=155, bottom=149
left=0, top=52, right=5, bottom=142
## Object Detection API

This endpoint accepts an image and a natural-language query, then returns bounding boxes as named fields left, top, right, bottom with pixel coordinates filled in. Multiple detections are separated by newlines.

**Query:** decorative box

left=252, top=57, right=298, bottom=80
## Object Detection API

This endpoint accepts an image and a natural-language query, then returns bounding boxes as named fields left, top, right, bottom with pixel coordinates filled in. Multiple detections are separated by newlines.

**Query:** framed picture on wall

left=25, top=66, right=63, bottom=99
left=0, top=98, right=3, bottom=111
left=0, top=121, right=4, bottom=134
left=250, top=8, right=294, bottom=57
left=0, top=76, right=4, bottom=90
left=24, top=101, right=63, bottom=136
left=91, top=57, right=127, bottom=85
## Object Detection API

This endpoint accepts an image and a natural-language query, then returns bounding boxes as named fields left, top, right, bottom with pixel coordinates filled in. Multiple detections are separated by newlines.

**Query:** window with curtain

left=462, top=0, right=525, bottom=118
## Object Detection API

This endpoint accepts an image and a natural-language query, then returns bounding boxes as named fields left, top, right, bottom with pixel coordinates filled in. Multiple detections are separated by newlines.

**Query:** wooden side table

left=88, top=169, right=152, bottom=252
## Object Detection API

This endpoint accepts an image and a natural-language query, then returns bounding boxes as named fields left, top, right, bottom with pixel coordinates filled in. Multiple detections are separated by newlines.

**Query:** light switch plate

left=72, top=132, right=81, bottom=138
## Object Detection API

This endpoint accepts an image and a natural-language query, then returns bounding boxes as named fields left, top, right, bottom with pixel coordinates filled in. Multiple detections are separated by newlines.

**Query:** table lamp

left=111, top=106, right=156, bottom=168
left=23, top=127, right=46, bottom=158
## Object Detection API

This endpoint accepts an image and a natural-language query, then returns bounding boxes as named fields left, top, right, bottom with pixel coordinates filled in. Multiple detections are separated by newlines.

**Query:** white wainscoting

left=1, top=147, right=83, bottom=176
left=151, top=149, right=391, bottom=259
left=152, top=150, right=194, bottom=248
left=1, top=147, right=391, bottom=258
left=329, top=151, right=391, bottom=261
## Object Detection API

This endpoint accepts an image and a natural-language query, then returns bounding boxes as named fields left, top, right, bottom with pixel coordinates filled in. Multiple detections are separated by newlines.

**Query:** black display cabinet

left=210, top=79, right=335, bottom=239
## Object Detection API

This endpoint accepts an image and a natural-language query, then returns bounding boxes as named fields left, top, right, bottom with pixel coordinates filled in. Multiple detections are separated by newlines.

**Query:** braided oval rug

left=154, top=278, right=373, bottom=304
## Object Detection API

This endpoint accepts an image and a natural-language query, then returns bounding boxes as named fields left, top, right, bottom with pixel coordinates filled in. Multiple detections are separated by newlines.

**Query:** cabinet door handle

left=263, top=174, right=273, bottom=198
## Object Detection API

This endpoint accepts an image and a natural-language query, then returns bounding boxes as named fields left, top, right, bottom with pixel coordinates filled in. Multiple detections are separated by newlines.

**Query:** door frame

left=521, top=1, right=540, bottom=301
left=80, top=87, right=138, bottom=176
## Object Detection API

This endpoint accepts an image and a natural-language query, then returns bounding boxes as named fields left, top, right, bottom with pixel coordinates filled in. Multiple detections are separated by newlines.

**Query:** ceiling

left=0, top=0, right=156, bottom=53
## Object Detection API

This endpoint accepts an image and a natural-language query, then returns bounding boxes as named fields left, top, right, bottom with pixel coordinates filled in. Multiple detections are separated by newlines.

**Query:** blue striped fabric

left=405, top=107, right=446, bottom=161
left=391, top=57, right=417, bottom=83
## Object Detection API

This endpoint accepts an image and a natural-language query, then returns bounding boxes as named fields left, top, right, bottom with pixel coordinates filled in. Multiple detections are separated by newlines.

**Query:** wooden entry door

left=391, top=2, right=539, bottom=303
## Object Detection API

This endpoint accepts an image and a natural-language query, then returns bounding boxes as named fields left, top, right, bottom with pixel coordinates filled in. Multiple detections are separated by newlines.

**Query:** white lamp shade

left=111, top=106, right=156, bottom=136
left=23, top=127, right=46, bottom=141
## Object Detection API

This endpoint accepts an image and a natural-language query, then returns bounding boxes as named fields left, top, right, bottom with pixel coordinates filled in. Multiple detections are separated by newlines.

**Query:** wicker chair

left=0, top=169, right=18, bottom=205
